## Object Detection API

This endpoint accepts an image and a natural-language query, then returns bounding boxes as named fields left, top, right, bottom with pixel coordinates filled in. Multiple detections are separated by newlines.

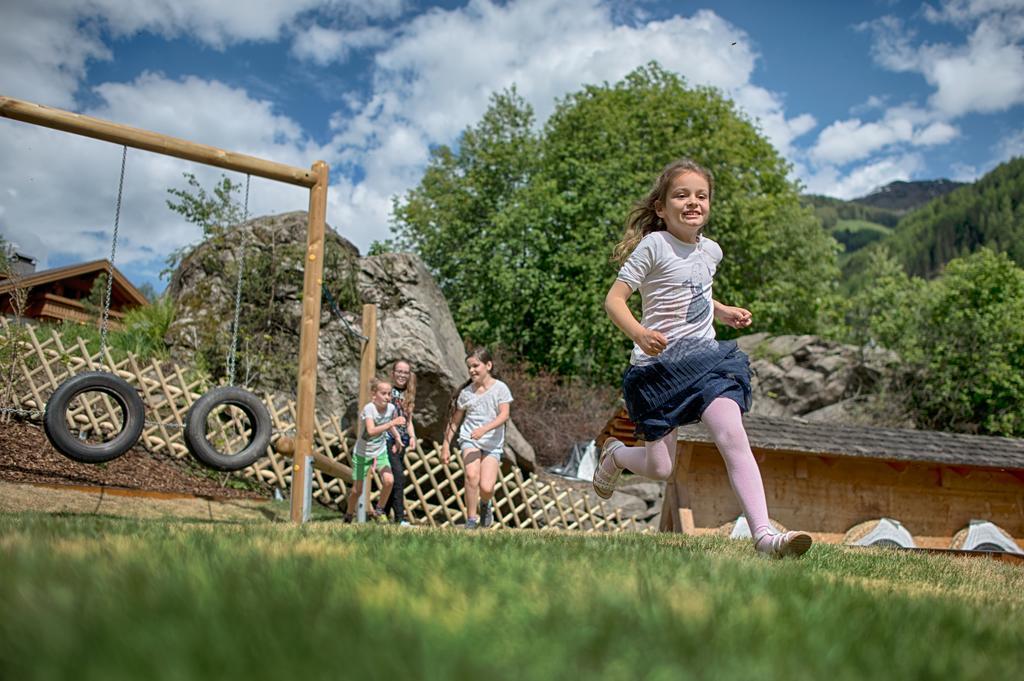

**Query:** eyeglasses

left=394, top=370, right=411, bottom=376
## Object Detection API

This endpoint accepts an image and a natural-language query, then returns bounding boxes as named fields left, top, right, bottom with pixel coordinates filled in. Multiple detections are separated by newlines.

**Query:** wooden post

left=356, top=304, right=377, bottom=521
left=289, top=160, right=329, bottom=523
left=661, top=442, right=696, bottom=534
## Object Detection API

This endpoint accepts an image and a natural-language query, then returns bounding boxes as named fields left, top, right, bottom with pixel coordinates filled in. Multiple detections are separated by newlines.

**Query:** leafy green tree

left=165, top=173, right=247, bottom=273
left=909, top=249, right=1024, bottom=436
left=392, top=86, right=541, bottom=351
left=851, top=248, right=1024, bottom=437
left=393, top=64, right=842, bottom=380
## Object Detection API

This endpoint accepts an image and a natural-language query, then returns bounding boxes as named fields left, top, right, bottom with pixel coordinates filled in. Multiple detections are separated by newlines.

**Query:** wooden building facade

left=0, top=259, right=148, bottom=327
left=600, top=410, right=1024, bottom=550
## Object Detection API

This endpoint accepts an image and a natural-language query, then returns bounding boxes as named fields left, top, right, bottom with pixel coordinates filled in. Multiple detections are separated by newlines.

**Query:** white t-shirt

left=616, top=231, right=723, bottom=365
left=457, top=379, right=514, bottom=452
left=354, top=402, right=396, bottom=457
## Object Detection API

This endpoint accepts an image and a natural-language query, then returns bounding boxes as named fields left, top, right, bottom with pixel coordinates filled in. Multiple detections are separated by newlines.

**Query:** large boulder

left=165, top=212, right=464, bottom=443
left=735, top=332, right=906, bottom=426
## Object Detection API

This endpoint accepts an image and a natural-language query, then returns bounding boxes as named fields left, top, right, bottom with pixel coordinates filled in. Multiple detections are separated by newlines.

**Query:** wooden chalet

left=599, top=409, right=1024, bottom=550
left=0, top=259, right=148, bottom=327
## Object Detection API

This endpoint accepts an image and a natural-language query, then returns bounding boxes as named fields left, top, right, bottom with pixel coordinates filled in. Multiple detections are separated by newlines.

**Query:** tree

left=851, top=248, right=1024, bottom=437
left=393, top=64, right=842, bottom=380
left=909, top=249, right=1024, bottom=436
left=165, top=172, right=247, bottom=273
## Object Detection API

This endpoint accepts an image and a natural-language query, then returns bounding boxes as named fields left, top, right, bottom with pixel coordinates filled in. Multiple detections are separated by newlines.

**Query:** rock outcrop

left=736, top=332, right=907, bottom=426
left=163, top=212, right=534, bottom=469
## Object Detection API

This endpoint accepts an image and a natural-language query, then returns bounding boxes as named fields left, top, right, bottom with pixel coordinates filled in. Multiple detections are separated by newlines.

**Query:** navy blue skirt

left=622, top=338, right=752, bottom=441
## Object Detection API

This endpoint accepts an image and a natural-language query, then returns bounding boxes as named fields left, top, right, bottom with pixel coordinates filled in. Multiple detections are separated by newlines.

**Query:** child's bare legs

left=700, top=397, right=771, bottom=537
left=346, top=479, right=364, bottom=518
left=478, top=455, right=500, bottom=506
left=601, top=430, right=677, bottom=480
left=376, top=468, right=394, bottom=513
left=463, top=450, right=483, bottom=520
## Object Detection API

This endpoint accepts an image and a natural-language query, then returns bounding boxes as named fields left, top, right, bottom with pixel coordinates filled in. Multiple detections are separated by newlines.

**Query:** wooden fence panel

left=2, top=318, right=640, bottom=532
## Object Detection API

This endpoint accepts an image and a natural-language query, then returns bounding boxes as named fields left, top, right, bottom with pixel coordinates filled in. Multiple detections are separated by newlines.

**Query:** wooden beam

left=276, top=437, right=353, bottom=483
left=0, top=96, right=317, bottom=188
left=290, top=160, right=329, bottom=523
left=357, top=304, right=378, bottom=419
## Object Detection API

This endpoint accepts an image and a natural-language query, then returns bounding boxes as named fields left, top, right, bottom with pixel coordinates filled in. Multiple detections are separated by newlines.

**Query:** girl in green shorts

left=345, top=377, right=405, bottom=523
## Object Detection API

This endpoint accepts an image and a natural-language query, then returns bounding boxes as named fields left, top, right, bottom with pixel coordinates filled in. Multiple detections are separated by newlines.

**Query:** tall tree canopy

left=393, top=64, right=840, bottom=381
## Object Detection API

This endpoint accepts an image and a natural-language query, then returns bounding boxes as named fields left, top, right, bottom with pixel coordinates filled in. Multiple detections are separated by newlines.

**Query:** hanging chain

left=225, top=175, right=251, bottom=387
left=99, top=145, right=128, bottom=358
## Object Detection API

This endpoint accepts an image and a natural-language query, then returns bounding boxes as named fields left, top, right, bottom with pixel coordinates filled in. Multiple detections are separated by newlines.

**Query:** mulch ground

left=0, top=419, right=268, bottom=500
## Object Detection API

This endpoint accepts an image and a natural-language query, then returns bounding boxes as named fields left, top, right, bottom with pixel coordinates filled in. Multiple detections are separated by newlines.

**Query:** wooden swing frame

left=1, top=95, right=335, bottom=523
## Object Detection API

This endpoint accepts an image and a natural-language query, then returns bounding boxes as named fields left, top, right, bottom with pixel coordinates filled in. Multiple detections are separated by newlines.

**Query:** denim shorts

left=459, top=442, right=503, bottom=462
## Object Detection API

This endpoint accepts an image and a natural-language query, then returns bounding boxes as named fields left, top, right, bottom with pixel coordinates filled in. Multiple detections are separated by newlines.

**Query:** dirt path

left=0, top=479, right=282, bottom=521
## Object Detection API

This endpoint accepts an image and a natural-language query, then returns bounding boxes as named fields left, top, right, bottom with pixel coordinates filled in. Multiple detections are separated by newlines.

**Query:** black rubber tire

left=43, top=371, right=145, bottom=464
left=184, top=386, right=272, bottom=472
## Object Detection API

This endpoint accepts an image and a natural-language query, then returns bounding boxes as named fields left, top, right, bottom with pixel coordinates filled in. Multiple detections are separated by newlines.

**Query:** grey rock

left=163, top=211, right=531, bottom=454
left=616, top=480, right=664, bottom=504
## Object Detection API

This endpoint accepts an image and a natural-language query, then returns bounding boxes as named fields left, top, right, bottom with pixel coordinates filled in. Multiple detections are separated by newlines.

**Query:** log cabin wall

left=668, top=441, right=1024, bottom=549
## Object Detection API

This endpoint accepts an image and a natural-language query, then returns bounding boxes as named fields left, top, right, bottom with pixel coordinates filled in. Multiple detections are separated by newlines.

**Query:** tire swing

left=182, top=175, right=272, bottom=472
left=43, top=147, right=145, bottom=463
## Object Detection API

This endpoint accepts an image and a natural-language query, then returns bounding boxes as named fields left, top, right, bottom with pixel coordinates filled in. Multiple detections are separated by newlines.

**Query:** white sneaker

left=755, top=531, right=813, bottom=558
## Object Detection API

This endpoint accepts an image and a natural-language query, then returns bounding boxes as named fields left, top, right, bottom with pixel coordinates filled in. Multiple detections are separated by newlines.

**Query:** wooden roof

left=678, top=414, right=1024, bottom=471
left=599, top=407, right=1024, bottom=471
left=0, top=259, right=148, bottom=308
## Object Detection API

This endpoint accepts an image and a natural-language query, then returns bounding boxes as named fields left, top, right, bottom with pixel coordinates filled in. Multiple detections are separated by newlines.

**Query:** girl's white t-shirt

left=354, top=402, right=396, bottom=457
left=457, top=379, right=513, bottom=453
left=616, top=231, right=723, bottom=365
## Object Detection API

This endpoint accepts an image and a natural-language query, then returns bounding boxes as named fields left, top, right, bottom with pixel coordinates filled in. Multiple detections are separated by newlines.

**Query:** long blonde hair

left=611, top=159, right=715, bottom=264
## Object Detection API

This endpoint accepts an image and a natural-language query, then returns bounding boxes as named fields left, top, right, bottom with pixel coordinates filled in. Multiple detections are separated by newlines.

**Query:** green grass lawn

left=2, top=512, right=1023, bottom=681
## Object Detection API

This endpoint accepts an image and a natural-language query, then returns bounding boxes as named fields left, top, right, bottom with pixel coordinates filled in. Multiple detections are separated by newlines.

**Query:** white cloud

left=865, top=5, right=1024, bottom=117
left=992, top=128, right=1024, bottom=162
left=802, top=154, right=925, bottom=199
left=290, top=25, right=392, bottom=65
left=0, top=0, right=406, bottom=107
left=809, top=111, right=957, bottom=165
left=0, top=0, right=823, bottom=266
left=326, top=0, right=816, bottom=250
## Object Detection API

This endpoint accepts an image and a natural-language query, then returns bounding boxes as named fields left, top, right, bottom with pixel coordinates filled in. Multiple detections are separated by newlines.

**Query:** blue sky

left=1, top=0, right=1022, bottom=292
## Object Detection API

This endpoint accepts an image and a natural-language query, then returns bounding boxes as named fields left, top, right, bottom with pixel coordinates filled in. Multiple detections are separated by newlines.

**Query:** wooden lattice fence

left=1, top=319, right=642, bottom=531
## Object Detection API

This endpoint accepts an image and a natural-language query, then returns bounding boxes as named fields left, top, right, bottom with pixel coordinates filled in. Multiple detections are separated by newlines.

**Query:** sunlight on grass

left=1, top=513, right=1023, bottom=681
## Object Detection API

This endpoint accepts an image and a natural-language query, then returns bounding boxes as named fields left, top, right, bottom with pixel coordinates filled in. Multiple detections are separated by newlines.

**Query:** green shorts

left=353, top=451, right=390, bottom=481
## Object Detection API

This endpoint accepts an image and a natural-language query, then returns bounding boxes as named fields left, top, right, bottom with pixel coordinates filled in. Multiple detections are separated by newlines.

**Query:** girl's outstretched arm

left=441, top=408, right=465, bottom=465
left=605, top=280, right=667, bottom=355
left=713, top=299, right=753, bottom=329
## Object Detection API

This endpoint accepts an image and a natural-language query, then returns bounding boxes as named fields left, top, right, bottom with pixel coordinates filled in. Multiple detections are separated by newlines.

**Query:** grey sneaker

left=481, top=502, right=494, bottom=528
left=465, top=517, right=479, bottom=530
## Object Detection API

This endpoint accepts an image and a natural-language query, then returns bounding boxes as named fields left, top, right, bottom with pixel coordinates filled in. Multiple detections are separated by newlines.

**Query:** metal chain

left=0, top=406, right=43, bottom=420
left=321, top=284, right=369, bottom=343
left=99, top=145, right=128, bottom=356
left=225, top=175, right=251, bottom=386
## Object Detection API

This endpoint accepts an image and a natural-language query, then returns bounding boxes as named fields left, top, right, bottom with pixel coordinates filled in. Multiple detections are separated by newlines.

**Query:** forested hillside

left=882, top=158, right=1024, bottom=277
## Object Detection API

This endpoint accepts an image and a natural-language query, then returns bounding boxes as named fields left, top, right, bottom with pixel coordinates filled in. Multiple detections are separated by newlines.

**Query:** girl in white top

left=596, top=158, right=812, bottom=558
left=344, top=377, right=405, bottom=523
left=442, top=347, right=513, bottom=530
